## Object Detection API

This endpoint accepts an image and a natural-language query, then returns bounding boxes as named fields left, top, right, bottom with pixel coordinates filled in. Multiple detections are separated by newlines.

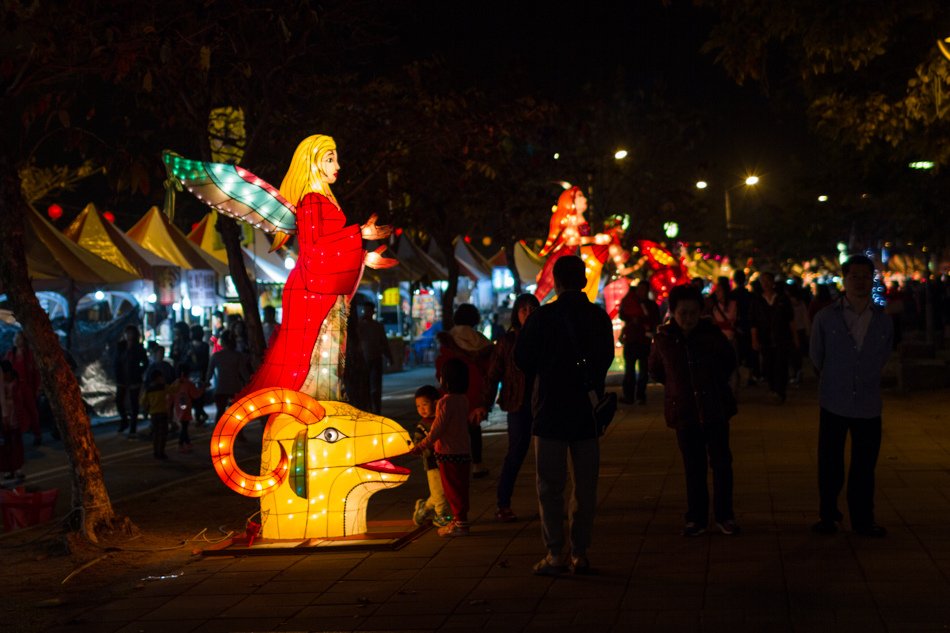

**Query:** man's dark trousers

left=817, top=407, right=882, bottom=529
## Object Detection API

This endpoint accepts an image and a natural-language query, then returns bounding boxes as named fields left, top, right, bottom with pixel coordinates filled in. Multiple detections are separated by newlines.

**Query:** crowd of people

left=4, top=248, right=950, bottom=574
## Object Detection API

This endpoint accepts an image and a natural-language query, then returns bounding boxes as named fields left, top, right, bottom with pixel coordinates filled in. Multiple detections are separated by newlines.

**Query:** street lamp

left=722, top=175, right=761, bottom=233
left=614, top=149, right=629, bottom=160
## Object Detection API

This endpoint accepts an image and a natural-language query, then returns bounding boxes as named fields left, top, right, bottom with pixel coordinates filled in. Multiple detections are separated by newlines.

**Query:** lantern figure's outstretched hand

left=360, top=214, right=392, bottom=241
left=365, top=246, right=398, bottom=269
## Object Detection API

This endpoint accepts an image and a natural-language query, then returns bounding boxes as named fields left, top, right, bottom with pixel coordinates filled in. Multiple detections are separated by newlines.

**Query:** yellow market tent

left=13, top=205, right=140, bottom=298
left=187, top=211, right=288, bottom=284
left=63, top=203, right=180, bottom=280
left=126, top=206, right=228, bottom=276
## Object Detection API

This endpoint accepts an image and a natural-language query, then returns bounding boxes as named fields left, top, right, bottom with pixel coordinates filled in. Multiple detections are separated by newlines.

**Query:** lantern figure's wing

left=163, top=150, right=297, bottom=234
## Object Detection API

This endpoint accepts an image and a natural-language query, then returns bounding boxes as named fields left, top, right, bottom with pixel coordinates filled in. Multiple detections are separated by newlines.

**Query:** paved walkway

left=45, top=374, right=950, bottom=632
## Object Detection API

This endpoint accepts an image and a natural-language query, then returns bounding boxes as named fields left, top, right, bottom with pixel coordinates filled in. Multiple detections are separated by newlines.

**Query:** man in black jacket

left=515, top=255, right=614, bottom=575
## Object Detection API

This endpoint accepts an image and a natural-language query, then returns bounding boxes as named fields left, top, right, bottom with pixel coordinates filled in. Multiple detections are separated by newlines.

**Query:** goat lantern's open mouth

left=358, top=459, right=411, bottom=475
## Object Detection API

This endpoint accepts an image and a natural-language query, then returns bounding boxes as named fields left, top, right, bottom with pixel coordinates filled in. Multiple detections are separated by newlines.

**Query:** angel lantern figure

left=165, top=136, right=409, bottom=540
left=164, top=135, right=396, bottom=400
left=534, top=186, right=611, bottom=303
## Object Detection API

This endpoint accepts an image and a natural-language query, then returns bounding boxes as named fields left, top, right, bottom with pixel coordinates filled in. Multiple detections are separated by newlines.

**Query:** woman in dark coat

left=649, top=284, right=739, bottom=537
left=473, top=293, right=540, bottom=521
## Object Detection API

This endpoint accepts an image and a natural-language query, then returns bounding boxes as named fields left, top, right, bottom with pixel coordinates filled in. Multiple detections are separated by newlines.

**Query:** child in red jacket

left=412, top=358, right=471, bottom=537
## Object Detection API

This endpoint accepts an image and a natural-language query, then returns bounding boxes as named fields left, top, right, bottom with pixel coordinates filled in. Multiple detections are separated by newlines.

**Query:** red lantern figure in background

left=102, top=211, right=115, bottom=223
left=47, top=204, right=63, bottom=220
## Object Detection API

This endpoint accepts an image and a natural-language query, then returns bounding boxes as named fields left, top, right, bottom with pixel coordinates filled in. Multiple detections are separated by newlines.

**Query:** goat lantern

left=211, top=389, right=411, bottom=539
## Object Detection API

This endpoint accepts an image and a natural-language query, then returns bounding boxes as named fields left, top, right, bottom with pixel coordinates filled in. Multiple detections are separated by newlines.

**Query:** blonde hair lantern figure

left=164, top=135, right=410, bottom=540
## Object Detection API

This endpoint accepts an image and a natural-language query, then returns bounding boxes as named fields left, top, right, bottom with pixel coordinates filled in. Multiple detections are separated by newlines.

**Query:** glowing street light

left=724, top=174, right=761, bottom=233
left=818, top=195, right=828, bottom=202
left=614, top=149, right=629, bottom=160
left=695, top=180, right=708, bottom=189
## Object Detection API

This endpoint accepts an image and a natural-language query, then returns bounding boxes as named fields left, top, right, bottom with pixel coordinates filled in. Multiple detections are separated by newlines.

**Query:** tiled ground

left=48, top=376, right=950, bottom=632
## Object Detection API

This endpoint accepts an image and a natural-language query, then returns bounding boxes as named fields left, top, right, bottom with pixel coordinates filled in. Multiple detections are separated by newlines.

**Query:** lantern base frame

left=199, top=519, right=428, bottom=555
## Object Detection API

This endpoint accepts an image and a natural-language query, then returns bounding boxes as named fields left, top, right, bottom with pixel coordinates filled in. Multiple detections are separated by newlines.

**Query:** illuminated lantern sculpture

left=534, top=187, right=612, bottom=303
left=47, top=203, right=63, bottom=220
left=637, top=240, right=690, bottom=301
left=212, top=389, right=411, bottom=539
left=165, top=135, right=404, bottom=540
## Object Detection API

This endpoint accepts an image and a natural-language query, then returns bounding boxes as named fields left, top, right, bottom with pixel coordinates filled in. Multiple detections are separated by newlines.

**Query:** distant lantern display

left=47, top=204, right=63, bottom=220
left=103, top=211, right=115, bottom=223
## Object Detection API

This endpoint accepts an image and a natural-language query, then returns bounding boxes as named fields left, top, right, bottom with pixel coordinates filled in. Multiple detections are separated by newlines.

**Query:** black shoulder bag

left=561, top=309, right=617, bottom=436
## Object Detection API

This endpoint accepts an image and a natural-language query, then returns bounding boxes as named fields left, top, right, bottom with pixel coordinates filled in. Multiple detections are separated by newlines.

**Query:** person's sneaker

left=432, top=512, right=453, bottom=527
left=682, top=522, right=706, bottom=537
left=532, top=553, right=568, bottom=576
left=811, top=520, right=838, bottom=535
left=437, top=520, right=470, bottom=537
left=570, top=555, right=593, bottom=575
left=716, top=520, right=741, bottom=535
left=495, top=507, right=517, bottom=523
left=412, top=499, right=429, bottom=526
left=853, top=523, right=887, bottom=538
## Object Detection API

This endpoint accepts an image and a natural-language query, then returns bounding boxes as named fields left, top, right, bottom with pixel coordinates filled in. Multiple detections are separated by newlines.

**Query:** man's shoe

left=532, top=554, right=568, bottom=576
left=495, top=507, right=518, bottom=523
left=570, top=556, right=593, bottom=575
left=716, top=520, right=741, bottom=535
left=412, top=499, right=429, bottom=526
left=682, top=522, right=706, bottom=537
left=432, top=512, right=453, bottom=527
left=853, top=524, right=887, bottom=538
left=437, top=520, right=469, bottom=537
left=811, top=520, right=838, bottom=535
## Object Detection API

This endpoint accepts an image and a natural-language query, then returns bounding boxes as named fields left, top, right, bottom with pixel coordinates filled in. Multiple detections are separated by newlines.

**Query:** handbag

left=592, top=391, right=618, bottom=435
left=561, top=310, right=617, bottom=436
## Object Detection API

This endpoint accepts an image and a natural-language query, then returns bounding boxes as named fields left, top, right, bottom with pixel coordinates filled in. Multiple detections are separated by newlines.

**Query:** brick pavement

left=45, top=376, right=950, bottom=632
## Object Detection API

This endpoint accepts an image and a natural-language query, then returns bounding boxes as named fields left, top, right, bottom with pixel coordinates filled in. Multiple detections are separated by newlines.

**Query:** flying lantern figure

left=164, top=135, right=411, bottom=540
left=595, top=215, right=636, bottom=318
left=637, top=239, right=690, bottom=302
left=534, top=187, right=611, bottom=303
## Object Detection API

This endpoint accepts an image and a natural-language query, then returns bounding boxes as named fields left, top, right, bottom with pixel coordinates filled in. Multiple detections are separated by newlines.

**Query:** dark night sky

left=393, top=0, right=821, bottom=197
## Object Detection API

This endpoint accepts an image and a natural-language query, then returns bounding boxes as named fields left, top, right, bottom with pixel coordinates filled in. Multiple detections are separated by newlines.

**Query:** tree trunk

left=216, top=215, right=266, bottom=367
left=437, top=234, right=460, bottom=329
left=508, top=240, right=523, bottom=295
left=0, top=159, right=132, bottom=542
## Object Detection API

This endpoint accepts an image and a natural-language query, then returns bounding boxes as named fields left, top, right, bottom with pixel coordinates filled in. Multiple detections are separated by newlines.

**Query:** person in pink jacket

left=412, top=358, right=472, bottom=537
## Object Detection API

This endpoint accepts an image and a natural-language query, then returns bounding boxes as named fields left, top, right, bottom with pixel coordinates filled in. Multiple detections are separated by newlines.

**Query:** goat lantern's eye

left=316, top=427, right=345, bottom=443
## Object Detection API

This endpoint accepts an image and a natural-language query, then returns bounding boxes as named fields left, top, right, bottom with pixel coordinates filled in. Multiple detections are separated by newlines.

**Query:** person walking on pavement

left=205, top=331, right=251, bottom=425
left=358, top=302, right=393, bottom=414
left=187, top=324, right=211, bottom=426
left=472, top=292, right=540, bottom=523
left=810, top=254, right=893, bottom=537
left=751, top=272, right=795, bottom=403
left=649, top=284, right=740, bottom=537
left=4, top=331, right=41, bottom=446
left=115, top=325, right=148, bottom=438
left=436, top=304, right=492, bottom=479
left=411, top=358, right=473, bottom=537
left=515, top=255, right=614, bottom=575
left=140, top=369, right=172, bottom=460
left=1, top=360, right=25, bottom=481
left=618, top=281, right=660, bottom=405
